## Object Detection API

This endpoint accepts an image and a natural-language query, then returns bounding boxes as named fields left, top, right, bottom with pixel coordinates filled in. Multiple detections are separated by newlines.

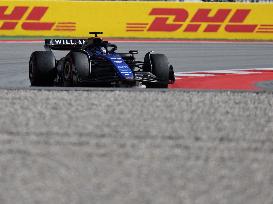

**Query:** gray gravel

left=0, top=89, right=272, bottom=204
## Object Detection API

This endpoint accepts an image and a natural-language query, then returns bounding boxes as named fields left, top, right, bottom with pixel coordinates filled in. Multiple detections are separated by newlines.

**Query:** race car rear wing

left=44, top=39, right=86, bottom=50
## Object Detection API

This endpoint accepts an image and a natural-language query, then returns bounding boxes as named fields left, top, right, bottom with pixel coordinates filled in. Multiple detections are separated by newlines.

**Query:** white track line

left=175, top=68, right=273, bottom=77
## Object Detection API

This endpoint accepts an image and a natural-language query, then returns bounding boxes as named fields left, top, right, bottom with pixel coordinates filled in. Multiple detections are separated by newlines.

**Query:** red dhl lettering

left=0, top=6, right=76, bottom=32
left=127, top=8, right=264, bottom=33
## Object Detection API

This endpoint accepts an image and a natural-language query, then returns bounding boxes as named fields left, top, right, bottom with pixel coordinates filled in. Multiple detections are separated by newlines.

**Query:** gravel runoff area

left=0, top=89, right=272, bottom=204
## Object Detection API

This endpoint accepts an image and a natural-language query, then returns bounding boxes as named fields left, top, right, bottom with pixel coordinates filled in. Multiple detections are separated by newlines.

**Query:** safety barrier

left=1, top=1, right=273, bottom=40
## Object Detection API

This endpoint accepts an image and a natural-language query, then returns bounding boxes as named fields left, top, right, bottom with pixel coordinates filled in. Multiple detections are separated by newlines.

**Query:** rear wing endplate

left=44, top=39, right=86, bottom=50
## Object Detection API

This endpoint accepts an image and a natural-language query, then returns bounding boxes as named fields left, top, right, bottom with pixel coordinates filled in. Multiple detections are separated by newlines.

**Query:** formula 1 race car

left=29, top=32, right=175, bottom=88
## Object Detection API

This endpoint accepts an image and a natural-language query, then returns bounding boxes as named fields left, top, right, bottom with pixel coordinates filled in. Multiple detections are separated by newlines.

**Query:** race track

left=0, top=41, right=273, bottom=204
left=0, top=41, right=273, bottom=87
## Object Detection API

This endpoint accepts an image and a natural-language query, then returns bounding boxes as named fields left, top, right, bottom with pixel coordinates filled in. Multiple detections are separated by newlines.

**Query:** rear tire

left=63, top=52, right=90, bottom=86
left=29, top=51, right=56, bottom=86
left=148, top=54, right=169, bottom=88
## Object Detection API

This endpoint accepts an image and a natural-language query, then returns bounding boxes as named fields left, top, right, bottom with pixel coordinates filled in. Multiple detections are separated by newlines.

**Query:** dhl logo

left=126, top=8, right=273, bottom=34
left=0, top=6, right=76, bottom=31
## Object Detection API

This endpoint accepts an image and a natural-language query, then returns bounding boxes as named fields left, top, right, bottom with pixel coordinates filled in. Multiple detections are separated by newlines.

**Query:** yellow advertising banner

left=0, top=1, right=273, bottom=40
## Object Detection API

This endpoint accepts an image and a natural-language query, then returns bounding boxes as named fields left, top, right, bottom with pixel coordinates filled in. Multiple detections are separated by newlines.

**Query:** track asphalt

left=0, top=41, right=273, bottom=87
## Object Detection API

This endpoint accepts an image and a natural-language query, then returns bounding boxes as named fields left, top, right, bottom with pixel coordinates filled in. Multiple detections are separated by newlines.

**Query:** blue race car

left=29, top=32, right=175, bottom=88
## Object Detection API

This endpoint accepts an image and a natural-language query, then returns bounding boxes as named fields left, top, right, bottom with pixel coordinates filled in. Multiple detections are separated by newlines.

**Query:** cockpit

left=83, top=37, right=117, bottom=55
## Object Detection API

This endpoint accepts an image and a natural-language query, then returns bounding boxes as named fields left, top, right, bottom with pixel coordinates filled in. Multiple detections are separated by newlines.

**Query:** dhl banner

left=1, top=1, right=273, bottom=40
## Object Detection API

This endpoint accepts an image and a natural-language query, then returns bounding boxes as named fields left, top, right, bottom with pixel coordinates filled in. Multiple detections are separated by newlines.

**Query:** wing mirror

left=129, top=50, right=138, bottom=55
left=109, top=44, right=117, bottom=53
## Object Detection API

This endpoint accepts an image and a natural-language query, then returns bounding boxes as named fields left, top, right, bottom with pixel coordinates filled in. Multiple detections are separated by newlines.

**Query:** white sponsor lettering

left=79, top=40, right=85, bottom=45
left=53, top=39, right=85, bottom=46
left=54, top=40, right=62, bottom=45
left=118, top=66, right=129, bottom=69
left=64, top=40, right=75, bottom=45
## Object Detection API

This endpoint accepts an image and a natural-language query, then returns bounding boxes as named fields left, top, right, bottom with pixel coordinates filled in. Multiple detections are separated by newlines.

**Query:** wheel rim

left=64, top=61, right=71, bottom=81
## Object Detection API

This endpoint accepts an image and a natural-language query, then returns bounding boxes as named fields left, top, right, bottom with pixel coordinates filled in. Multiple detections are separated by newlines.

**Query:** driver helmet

left=100, top=47, right=107, bottom=54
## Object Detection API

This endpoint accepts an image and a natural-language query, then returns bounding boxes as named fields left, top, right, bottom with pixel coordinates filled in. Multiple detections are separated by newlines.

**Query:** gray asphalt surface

left=0, top=42, right=273, bottom=204
left=0, top=42, right=273, bottom=87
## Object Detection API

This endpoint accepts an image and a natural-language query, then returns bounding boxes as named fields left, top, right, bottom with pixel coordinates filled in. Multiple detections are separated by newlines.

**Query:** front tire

left=148, top=54, right=169, bottom=88
left=29, top=51, right=56, bottom=86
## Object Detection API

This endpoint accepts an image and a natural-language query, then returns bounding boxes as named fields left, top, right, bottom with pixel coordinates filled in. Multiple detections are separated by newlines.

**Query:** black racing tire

left=29, top=51, right=56, bottom=86
left=63, top=52, right=89, bottom=86
left=149, top=54, right=169, bottom=88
